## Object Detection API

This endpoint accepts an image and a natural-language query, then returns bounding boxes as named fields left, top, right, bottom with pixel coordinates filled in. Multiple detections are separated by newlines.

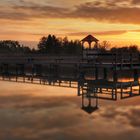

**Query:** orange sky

left=0, top=0, right=140, bottom=48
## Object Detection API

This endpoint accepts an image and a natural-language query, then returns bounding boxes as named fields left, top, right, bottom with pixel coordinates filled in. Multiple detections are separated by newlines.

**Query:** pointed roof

left=81, top=35, right=99, bottom=43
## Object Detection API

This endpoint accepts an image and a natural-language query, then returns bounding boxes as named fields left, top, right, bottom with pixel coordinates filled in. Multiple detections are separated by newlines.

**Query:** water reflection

left=0, top=81, right=140, bottom=140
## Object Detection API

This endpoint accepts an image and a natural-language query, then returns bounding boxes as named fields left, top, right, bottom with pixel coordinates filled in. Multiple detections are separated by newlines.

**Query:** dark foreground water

left=0, top=81, right=140, bottom=140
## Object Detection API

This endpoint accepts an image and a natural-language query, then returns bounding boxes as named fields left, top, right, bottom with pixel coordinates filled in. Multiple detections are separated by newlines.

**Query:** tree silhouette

left=110, top=45, right=139, bottom=54
left=38, top=35, right=62, bottom=54
left=0, top=40, right=31, bottom=54
left=38, top=36, right=48, bottom=53
left=38, top=35, right=82, bottom=55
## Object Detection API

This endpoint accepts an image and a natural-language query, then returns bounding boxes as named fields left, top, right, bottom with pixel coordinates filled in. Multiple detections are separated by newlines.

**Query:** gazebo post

left=94, top=41, right=98, bottom=49
left=82, top=42, right=84, bottom=58
left=89, top=42, right=92, bottom=49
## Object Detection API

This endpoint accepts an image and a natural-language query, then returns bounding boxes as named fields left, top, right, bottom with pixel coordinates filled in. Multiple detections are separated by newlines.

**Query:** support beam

left=113, top=70, right=118, bottom=82
left=139, top=83, right=140, bottom=95
left=103, top=68, right=107, bottom=80
left=82, top=92, right=84, bottom=108
left=95, top=93, right=98, bottom=108
left=16, top=65, right=18, bottom=82
left=130, top=83, right=133, bottom=97
left=121, top=84, right=123, bottom=99
left=134, top=69, right=138, bottom=81
left=95, top=67, right=98, bottom=80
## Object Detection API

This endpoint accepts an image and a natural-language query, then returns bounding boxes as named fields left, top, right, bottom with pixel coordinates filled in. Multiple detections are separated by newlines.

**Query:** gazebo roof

left=81, top=106, right=98, bottom=114
left=81, top=35, right=99, bottom=43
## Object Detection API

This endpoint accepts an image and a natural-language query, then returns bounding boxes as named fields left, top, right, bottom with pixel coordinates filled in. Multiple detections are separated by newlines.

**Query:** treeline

left=0, top=34, right=139, bottom=55
left=0, top=35, right=83, bottom=55
left=0, top=40, right=32, bottom=53
left=37, top=35, right=82, bottom=55
left=110, top=45, right=139, bottom=54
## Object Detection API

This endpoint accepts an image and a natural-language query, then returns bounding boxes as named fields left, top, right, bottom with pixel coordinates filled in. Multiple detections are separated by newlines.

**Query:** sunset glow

left=0, top=0, right=140, bottom=48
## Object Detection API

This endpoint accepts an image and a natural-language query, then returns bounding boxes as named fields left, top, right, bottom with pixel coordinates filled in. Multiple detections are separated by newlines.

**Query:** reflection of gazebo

left=81, top=35, right=99, bottom=49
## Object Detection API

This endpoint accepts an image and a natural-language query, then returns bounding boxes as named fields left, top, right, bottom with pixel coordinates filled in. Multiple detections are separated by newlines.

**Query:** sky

left=0, top=0, right=140, bottom=48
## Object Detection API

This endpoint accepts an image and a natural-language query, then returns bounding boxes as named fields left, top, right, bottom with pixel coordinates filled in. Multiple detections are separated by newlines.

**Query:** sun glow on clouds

left=0, top=0, right=140, bottom=47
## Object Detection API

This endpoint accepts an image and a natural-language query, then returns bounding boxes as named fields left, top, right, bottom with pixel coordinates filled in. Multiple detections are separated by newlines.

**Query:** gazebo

left=81, top=35, right=99, bottom=49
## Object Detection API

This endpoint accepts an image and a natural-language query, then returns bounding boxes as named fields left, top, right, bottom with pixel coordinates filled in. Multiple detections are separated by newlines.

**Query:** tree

left=98, top=41, right=110, bottom=53
left=38, top=36, right=48, bottom=53
left=37, top=34, right=82, bottom=55
left=110, top=45, right=139, bottom=54
left=129, top=45, right=139, bottom=53
left=0, top=40, right=31, bottom=54
left=62, top=39, right=82, bottom=55
left=38, top=34, right=62, bottom=54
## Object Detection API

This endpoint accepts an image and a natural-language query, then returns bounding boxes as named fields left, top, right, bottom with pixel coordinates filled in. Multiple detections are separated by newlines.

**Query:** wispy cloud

left=67, top=29, right=140, bottom=36
left=67, top=30, right=128, bottom=36
left=72, top=1, right=140, bottom=24
left=0, top=0, right=140, bottom=24
left=131, top=0, right=140, bottom=4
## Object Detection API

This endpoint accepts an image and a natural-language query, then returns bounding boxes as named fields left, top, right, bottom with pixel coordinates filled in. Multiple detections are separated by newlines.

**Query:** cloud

left=131, top=0, right=140, bottom=4
left=67, top=29, right=140, bottom=36
left=130, top=29, right=140, bottom=32
left=99, top=105, right=140, bottom=128
left=0, top=0, right=140, bottom=25
left=0, top=5, right=68, bottom=20
left=72, top=2, right=140, bottom=24
left=67, top=30, right=127, bottom=36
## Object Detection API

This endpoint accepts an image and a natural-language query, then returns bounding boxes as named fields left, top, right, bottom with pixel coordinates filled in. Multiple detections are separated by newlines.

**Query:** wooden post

left=103, top=68, right=107, bottom=80
left=134, top=69, right=138, bottom=81
left=113, top=70, right=118, bottom=82
left=4, top=64, right=8, bottom=80
left=82, top=42, right=84, bottom=59
left=89, top=42, right=91, bottom=50
left=23, top=64, right=25, bottom=82
left=53, top=80, right=55, bottom=86
left=100, top=88, right=102, bottom=93
left=2, top=64, right=4, bottom=80
left=69, top=81, right=72, bottom=87
left=95, top=93, right=98, bottom=108
left=0, top=64, right=1, bottom=80
left=31, top=64, right=34, bottom=83
left=139, top=82, right=140, bottom=95
left=7, top=64, right=10, bottom=81
left=121, top=84, right=123, bottom=99
left=82, top=92, right=84, bottom=108
left=40, top=65, right=43, bottom=84
left=39, top=78, right=41, bottom=84
left=16, top=64, right=18, bottom=82
left=121, top=53, right=123, bottom=70
left=88, top=94, right=91, bottom=107
left=115, top=54, right=117, bottom=71
left=112, top=88, right=114, bottom=99
left=95, top=67, right=98, bottom=80
left=115, top=86, right=117, bottom=100
left=78, top=81, right=81, bottom=96
left=40, top=65, right=42, bottom=84
left=59, top=79, right=61, bottom=86
left=130, top=82, right=133, bottom=97
left=130, top=53, right=133, bottom=68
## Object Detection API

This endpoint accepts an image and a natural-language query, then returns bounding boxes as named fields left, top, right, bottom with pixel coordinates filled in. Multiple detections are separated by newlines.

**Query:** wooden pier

left=0, top=52, right=140, bottom=113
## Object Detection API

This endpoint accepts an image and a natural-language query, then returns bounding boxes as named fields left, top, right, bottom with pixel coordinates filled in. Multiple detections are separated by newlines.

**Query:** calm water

left=0, top=81, right=140, bottom=140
